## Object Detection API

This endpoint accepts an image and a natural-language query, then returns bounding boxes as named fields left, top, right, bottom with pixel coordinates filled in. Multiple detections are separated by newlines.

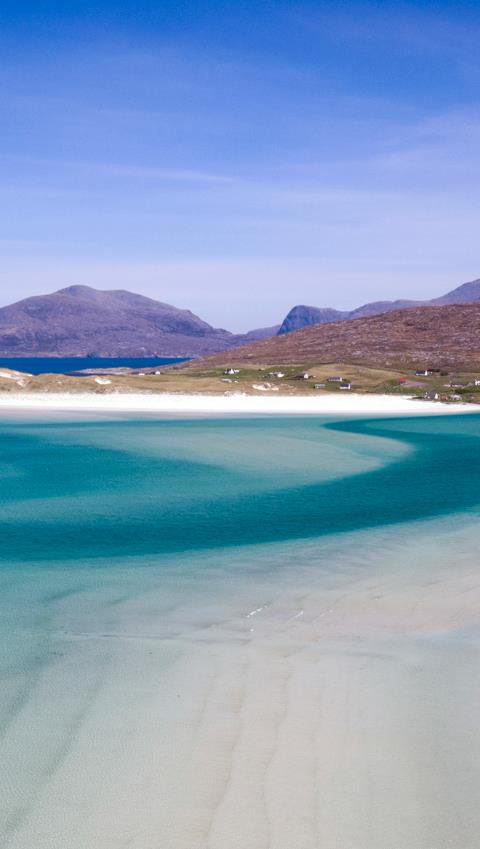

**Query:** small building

left=268, top=371, right=285, bottom=378
left=224, top=368, right=240, bottom=375
left=293, top=372, right=310, bottom=380
left=449, top=394, right=461, bottom=401
left=339, top=382, right=351, bottom=390
left=399, top=377, right=407, bottom=385
left=327, top=376, right=343, bottom=382
left=424, top=391, right=439, bottom=401
left=314, top=383, right=325, bottom=389
left=415, top=369, right=429, bottom=377
left=475, top=379, right=480, bottom=387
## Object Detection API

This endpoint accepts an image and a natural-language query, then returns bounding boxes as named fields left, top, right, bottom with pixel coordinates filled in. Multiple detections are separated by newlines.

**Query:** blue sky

left=1, top=1, right=480, bottom=329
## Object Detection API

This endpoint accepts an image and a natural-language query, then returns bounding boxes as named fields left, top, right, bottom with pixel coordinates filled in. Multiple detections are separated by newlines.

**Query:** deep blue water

left=1, top=413, right=479, bottom=564
left=0, top=356, right=188, bottom=375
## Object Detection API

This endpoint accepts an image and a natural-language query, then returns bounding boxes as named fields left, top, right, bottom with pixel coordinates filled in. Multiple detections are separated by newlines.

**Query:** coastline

left=0, top=390, right=477, bottom=416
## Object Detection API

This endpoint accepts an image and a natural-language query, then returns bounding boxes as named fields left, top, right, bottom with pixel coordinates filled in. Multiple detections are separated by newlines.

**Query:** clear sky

left=1, top=0, right=479, bottom=329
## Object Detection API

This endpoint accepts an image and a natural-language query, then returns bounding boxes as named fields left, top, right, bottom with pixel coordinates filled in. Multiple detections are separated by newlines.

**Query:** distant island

left=0, top=277, right=479, bottom=358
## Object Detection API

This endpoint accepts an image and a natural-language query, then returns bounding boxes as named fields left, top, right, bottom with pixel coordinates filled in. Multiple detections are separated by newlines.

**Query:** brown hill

left=183, top=303, right=480, bottom=370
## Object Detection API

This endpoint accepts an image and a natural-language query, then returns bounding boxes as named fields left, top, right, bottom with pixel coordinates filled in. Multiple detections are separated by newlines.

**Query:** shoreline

left=0, top=391, right=477, bottom=416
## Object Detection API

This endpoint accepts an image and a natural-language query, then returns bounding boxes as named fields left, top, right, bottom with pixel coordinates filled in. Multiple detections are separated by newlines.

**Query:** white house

left=224, top=368, right=240, bottom=375
left=339, top=382, right=351, bottom=390
left=415, top=369, right=429, bottom=377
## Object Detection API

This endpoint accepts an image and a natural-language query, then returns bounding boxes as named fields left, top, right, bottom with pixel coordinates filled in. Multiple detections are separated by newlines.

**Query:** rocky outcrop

left=277, top=279, right=480, bottom=335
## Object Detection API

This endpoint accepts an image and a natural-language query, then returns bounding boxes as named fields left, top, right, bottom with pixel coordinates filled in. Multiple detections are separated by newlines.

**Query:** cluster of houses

left=223, top=364, right=480, bottom=399
left=424, top=390, right=462, bottom=402
left=325, top=376, right=351, bottom=390
left=222, top=367, right=352, bottom=389
left=411, top=367, right=480, bottom=402
left=293, top=372, right=352, bottom=390
left=312, top=378, right=352, bottom=390
left=399, top=368, right=480, bottom=401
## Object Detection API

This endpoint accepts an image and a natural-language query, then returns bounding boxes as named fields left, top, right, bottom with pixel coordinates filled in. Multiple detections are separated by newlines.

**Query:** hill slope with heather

left=184, top=303, right=480, bottom=370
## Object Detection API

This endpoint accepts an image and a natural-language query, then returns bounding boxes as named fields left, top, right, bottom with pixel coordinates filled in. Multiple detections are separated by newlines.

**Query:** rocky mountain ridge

left=278, top=278, right=480, bottom=334
left=0, top=278, right=479, bottom=357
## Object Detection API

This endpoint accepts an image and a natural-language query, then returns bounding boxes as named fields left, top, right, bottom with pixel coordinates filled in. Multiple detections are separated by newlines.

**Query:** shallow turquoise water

left=0, top=414, right=479, bottom=563
left=1, top=412, right=480, bottom=849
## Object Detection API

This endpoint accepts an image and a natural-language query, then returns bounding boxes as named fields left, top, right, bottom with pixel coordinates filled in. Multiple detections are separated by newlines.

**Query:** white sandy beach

left=0, top=390, right=476, bottom=416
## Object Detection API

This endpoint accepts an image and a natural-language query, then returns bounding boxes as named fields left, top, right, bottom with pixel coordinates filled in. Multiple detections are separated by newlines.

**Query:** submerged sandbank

left=2, top=514, right=480, bottom=849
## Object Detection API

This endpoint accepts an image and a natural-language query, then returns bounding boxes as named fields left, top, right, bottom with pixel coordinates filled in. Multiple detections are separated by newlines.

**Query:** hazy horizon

left=1, top=0, right=480, bottom=330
